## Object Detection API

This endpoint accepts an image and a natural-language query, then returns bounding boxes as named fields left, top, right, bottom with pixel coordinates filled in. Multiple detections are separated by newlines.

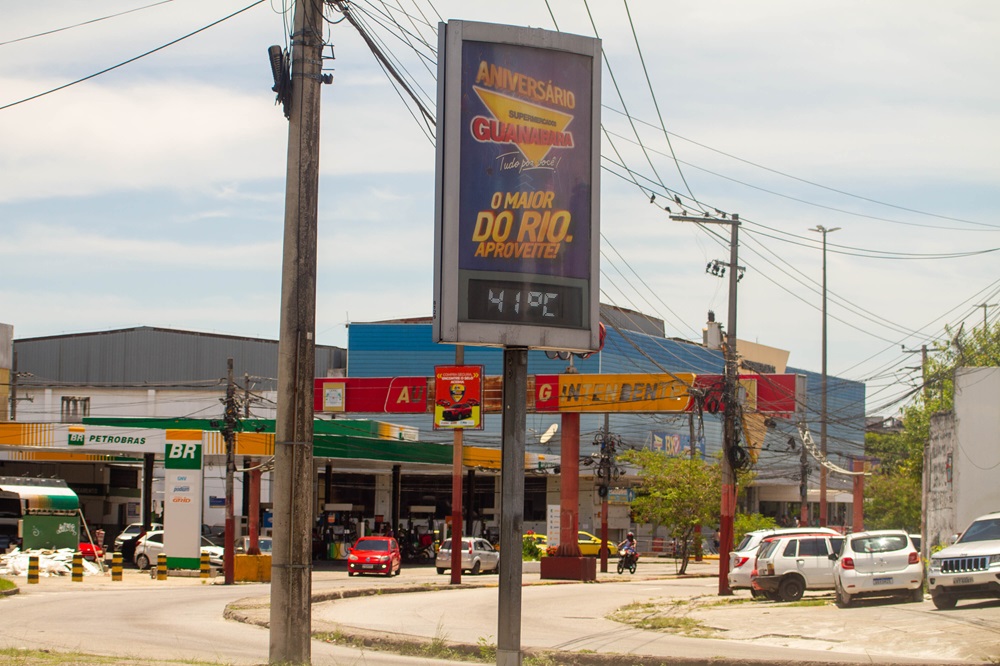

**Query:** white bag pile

left=0, top=547, right=103, bottom=577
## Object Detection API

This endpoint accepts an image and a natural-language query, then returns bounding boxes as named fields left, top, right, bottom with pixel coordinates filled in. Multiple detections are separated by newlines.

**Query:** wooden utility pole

left=269, top=0, right=325, bottom=661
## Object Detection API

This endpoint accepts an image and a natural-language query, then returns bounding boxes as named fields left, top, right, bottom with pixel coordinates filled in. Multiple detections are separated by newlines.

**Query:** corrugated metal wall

left=13, top=327, right=345, bottom=391
left=345, top=320, right=866, bottom=484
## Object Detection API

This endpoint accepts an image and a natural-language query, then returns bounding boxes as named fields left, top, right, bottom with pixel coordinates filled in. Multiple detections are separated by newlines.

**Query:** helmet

left=627, top=532, right=634, bottom=539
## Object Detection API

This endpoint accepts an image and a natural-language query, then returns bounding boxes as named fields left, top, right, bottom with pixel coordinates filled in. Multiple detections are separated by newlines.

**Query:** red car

left=79, top=541, right=104, bottom=562
left=442, top=403, right=473, bottom=421
left=347, top=536, right=401, bottom=577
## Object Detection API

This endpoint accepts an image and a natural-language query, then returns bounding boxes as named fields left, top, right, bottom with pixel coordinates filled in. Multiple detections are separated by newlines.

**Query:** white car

left=435, top=537, right=499, bottom=575
left=729, top=526, right=840, bottom=594
left=113, top=522, right=163, bottom=552
left=133, top=530, right=223, bottom=570
left=832, top=529, right=924, bottom=606
left=751, top=532, right=845, bottom=601
left=929, top=511, right=1000, bottom=610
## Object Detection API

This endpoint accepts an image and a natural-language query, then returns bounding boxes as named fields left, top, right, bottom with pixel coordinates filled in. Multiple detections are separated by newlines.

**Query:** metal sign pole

left=497, top=347, right=526, bottom=666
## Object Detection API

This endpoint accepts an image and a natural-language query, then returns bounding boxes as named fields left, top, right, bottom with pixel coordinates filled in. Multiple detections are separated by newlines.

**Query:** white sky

left=2, top=1, right=998, bottom=417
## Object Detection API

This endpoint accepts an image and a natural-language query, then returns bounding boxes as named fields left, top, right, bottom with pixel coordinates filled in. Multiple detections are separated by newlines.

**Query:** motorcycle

left=617, top=550, right=638, bottom=574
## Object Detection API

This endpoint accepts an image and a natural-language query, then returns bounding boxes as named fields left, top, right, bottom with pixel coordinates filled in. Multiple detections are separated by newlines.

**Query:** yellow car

left=577, top=531, right=618, bottom=557
left=524, top=532, right=618, bottom=556
left=523, top=533, right=548, bottom=556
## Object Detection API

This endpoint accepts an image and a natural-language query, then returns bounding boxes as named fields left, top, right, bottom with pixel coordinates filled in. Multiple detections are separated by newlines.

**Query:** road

left=2, top=560, right=999, bottom=665
left=0, top=570, right=455, bottom=665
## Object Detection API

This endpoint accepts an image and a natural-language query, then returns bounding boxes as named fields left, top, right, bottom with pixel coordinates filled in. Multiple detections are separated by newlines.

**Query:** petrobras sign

left=164, top=440, right=202, bottom=470
left=164, top=431, right=204, bottom=565
left=56, top=425, right=165, bottom=452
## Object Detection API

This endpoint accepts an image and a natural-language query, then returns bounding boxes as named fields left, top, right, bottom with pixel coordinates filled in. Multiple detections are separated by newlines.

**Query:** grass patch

left=786, top=598, right=829, bottom=607
left=609, top=601, right=715, bottom=637
left=314, top=627, right=492, bottom=663
left=0, top=647, right=222, bottom=665
left=0, top=577, right=16, bottom=592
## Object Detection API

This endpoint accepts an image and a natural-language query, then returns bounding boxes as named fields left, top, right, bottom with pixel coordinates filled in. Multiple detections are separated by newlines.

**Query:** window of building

left=61, top=396, right=90, bottom=422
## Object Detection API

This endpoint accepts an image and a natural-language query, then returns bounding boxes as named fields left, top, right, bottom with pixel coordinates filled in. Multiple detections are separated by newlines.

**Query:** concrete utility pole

left=799, top=437, right=809, bottom=526
left=978, top=303, right=997, bottom=330
left=223, top=358, right=236, bottom=585
left=670, top=213, right=741, bottom=596
left=269, top=0, right=325, bottom=661
left=810, top=225, right=839, bottom=527
left=8, top=351, right=17, bottom=421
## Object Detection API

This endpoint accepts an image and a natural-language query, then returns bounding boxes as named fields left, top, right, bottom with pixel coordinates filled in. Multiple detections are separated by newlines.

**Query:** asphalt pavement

left=5, top=556, right=999, bottom=665
left=257, top=557, right=997, bottom=665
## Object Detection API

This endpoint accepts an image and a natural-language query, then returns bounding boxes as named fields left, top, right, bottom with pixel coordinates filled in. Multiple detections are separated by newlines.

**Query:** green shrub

left=734, top=513, right=777, bottom=543
left=522, top=536, right=543, bottom=561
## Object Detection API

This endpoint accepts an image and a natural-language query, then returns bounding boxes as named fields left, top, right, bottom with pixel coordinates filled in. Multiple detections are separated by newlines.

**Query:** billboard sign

left=313, top=377, right=429, bottom=414
left=433, top=20, right=602, bottom=351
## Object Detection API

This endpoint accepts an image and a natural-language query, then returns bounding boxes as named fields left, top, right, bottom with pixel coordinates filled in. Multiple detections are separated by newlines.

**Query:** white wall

left=954, top=367, right=1000, bottom=531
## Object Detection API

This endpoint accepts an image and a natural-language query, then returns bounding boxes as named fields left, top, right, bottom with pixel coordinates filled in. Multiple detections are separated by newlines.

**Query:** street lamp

left=671, top=213, right=741, bottom=595
left=809, top=225, right=839, bottom=527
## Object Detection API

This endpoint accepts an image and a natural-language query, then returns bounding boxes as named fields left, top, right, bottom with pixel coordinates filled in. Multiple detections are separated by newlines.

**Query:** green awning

left=313, top=434, right=452, bottom=465
left=0, top=482, right=79, bottom=511
left=84, top=417, right=453, bottom=467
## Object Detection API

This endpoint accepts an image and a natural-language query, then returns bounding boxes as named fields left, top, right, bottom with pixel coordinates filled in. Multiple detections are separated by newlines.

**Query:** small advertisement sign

left=321, top=382, right=345, bottom=413
left=546, top=504, right=561, bottom=550
left=433, top=365, right=484, bottom=430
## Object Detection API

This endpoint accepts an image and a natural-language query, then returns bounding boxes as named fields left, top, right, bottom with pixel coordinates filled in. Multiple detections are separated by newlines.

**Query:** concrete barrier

left=234, top=554, right=271, bottom=582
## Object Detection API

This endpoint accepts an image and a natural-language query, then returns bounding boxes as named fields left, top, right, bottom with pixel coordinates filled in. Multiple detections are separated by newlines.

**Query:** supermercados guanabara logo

left=470, top=60, right=575, bottom=166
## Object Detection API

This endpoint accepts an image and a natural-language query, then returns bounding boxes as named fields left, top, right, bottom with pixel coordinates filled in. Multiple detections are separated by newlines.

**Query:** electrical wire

left=0, top=0, right=268, bottom=112
left=0, top=0, right=175, bottom=47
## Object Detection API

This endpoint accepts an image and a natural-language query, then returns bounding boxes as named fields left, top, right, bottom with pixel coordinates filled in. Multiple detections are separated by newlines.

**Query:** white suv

left=751, top=532, right=845, bottom=602
left=928, top=511, right=1000, bottom=610
left=729, top=526, right=840, bottom=594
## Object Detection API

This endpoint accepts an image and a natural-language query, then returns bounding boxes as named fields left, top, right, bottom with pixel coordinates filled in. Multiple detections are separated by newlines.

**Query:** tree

left=620, top=449, right=720, bottom=574
left=865, top=320, right=999, bottom=529
left=864, top=471, right=921, bottom=532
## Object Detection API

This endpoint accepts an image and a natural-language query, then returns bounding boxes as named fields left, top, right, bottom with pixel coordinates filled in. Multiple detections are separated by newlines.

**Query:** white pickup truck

left=929, top=511, right=1000, bottom=610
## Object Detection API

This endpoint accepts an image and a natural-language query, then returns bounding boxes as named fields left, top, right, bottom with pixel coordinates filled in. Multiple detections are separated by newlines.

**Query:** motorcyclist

left=617, top=532, right=637, bottom=559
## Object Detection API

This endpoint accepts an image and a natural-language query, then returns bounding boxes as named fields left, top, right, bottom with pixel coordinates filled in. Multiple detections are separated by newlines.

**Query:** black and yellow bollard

left=199, top=552, right=210, bottom=580
left=27, top=555, right=39, bottom=584
left=156, top=553, right=167, bottom=581
left=72, top=552, right=84, bottom=582
left=111, top=551, right=123, bottom=581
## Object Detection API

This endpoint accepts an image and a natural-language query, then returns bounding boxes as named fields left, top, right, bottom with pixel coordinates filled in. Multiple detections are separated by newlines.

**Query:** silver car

left=133, top=530, right=223, bottom=570
left=435, top=537, right=499, bottom=575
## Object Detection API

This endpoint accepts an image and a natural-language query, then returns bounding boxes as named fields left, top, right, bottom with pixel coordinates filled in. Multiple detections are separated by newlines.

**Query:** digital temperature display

left=465, top=278, right=584, bottom=328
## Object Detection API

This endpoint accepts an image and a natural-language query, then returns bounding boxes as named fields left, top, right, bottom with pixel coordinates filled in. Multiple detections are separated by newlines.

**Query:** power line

left=0, top=0, right=175, bottom=47
left=0, top=1, right=267, bottom=112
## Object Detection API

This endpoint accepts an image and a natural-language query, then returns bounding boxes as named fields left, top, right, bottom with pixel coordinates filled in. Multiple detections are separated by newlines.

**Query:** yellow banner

left=553, top=373, right=696, bottom=413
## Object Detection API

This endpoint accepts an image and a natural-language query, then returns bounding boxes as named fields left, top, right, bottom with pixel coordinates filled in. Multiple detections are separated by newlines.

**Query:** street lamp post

left=810, top=225, right=839, bottom=527
left=671, top=213, right=741, bottom=595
